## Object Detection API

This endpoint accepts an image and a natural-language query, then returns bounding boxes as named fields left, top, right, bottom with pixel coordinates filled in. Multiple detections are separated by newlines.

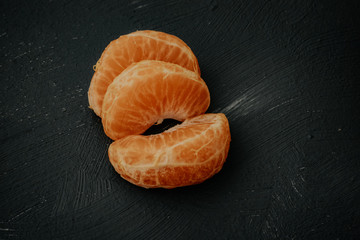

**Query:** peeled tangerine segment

left=88, top=30, right=201, bottom=116
left=101, top=60, right=210, bottom=140
left=108, top=113, right=231, bottom=189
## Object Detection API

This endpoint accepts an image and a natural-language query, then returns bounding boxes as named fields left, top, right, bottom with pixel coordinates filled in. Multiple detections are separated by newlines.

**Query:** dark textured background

left=1, top=0, right=360, bottom=239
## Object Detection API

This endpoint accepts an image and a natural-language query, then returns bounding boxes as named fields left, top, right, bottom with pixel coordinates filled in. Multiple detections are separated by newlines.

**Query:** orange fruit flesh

left=102, top=60, right=210, bottom=140
left=88, top=30, right=200, bottom=116
left=108, top=113, right=231, bottom=189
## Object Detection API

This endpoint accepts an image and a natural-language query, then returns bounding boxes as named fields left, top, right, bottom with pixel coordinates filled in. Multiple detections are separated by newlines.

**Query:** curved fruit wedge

left=108, top=113, right=231, bottom=189
left=102, top=60, right=210, bottom=140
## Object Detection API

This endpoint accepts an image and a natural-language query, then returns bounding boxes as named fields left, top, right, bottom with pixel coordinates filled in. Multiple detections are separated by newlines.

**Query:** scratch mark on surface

left=267, top=98, right=295, bottom=112
left=300, top=175, right=306, bottom=182
left=8, top=207, right=33, bottom=221
left=73, top=169, right=87, bottom=210
left=215, top=93, right=262, bottom=119
left=217, top=96, right=247, bottom=115
left=14, top=52, right=29, bottom=59
left=0, top=228, right=15, bottom=231
left=135, top=3, right=149, bottom=9
left=241, top=0, right=270, bottom=35
left=51, top=171, right=70, bottom=216
left=291, top=179, right=303, bottom=197
left=94, top=148, right=109, bottom=178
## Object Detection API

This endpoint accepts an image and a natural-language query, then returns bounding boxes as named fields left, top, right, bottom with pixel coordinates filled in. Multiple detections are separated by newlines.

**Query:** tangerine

left=108, top=113, right=231, bottom=189
left=102, top=60, right=210, bottom=140
left=88, top=30, right=200, bottom=116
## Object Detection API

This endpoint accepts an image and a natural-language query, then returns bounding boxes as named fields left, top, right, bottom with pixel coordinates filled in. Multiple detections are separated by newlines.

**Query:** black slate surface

left=1, top=0, right=360, bottom=239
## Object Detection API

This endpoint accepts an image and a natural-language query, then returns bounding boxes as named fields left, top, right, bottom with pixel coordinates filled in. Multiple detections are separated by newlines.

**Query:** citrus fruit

left=88, top=30, right=201, bottom=116
left=108, top=113, right=231, bottom=189
left=102, top=60, right=210, bottom=140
